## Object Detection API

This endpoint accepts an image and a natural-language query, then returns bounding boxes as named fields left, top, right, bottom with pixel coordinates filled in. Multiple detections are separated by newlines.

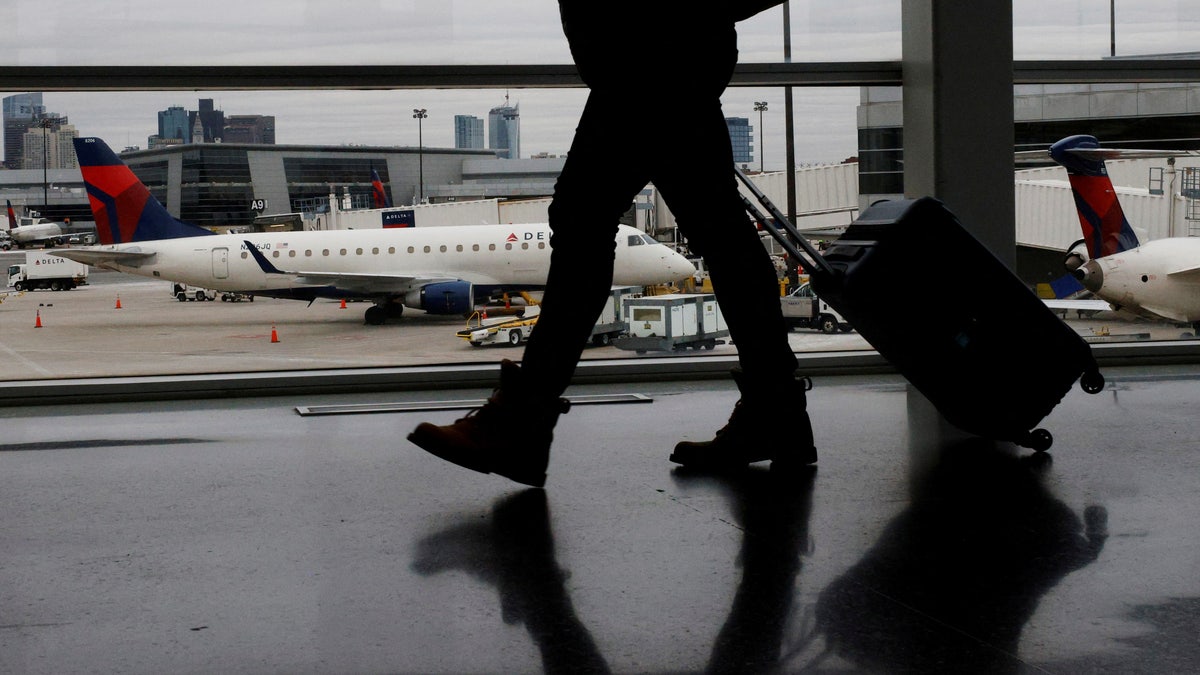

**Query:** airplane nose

left=1071, top=260, right=1103, bottom=292
left=668, top=253, right=693, bottom=279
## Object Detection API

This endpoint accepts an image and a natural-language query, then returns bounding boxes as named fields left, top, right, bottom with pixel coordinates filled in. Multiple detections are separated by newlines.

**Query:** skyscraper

left=193, top=98, right=226, bottom=143
left=22, top=115, right=78, bottom=170
left=455, top=115, right=485, bottom=150
left=488, top=98, right=520, bottom=160
left=725, top=117, right=753, bottom=166
left=3, top=93, right=44, bottom=169
left=158, top=105, right=191, bottom=143
left=223, top=115, right=276, bottom=144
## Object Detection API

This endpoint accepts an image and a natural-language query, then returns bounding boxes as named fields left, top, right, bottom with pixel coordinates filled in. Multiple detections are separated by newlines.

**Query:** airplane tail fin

left=1049, top=134, right=1140, bottom=259
left=371, top=168, right=392, bottom=209
left=73, top=137, right=215, bottom=245
left=5, top=200, right=14, bottom=230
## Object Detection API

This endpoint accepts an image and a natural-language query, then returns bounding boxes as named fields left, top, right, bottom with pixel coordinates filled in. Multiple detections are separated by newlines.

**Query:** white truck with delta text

left=7, top=251, right=89, bottom=291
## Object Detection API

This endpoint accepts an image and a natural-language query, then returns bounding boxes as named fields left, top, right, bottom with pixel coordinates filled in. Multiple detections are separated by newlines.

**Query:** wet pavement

left=2, top=364, right=1199, bottom=673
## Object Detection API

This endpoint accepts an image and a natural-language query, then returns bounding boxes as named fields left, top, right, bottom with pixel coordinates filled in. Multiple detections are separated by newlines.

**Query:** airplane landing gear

left=364, top=300, right=404, bottom=325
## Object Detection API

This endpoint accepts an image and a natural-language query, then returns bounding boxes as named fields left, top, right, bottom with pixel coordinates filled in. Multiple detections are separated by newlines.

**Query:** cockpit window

left=627, top=235, right=644, bottom=247
left=641, top=234, right=658, bottom=245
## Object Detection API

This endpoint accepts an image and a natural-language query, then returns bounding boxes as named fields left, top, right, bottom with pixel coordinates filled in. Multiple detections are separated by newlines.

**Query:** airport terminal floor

left=3, top=356, right=1200, bottom=673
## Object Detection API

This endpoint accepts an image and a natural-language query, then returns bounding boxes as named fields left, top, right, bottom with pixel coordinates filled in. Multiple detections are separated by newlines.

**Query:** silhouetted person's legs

left=408, top=4, right=815, bottom=484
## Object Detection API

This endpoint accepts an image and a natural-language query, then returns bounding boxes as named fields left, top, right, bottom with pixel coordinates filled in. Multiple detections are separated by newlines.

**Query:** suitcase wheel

left=1080, top=369, right=1105, bottom=395
left=1021, top=428, right=1054, bottom=453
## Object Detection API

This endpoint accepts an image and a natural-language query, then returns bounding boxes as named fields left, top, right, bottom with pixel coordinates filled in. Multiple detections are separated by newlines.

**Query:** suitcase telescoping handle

left=734, top=164, right=836, bottom=278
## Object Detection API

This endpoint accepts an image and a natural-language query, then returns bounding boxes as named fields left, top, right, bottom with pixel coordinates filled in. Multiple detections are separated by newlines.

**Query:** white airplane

left=54, top=137, right=695, bottom=325
left=6, top=200, right=66, bottom=248
left=1048, top=134, right=1200, bottom=332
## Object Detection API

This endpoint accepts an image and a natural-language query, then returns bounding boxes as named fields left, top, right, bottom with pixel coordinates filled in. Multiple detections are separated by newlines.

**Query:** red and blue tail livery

left=1046, top=134, right=1200, bottom=329
left=1049, top=134, right=1140, bottom=260
left=371, top=168, right=392, bottom=209
left=73, top=137, right=214, bottom=245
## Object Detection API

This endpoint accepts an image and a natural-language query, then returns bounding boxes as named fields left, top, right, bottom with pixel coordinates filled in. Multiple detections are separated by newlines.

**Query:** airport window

left=456, top=245, right=464, bottom=252
left=423, top=246, right=431, bottom=253
left=372, top=247, right=380, bottom=255
left=521, top=242, right=529, bottom=250
left=340, top=249, right=347, bottom=256
left=356, top=248, right=363, bottom=255
left=7, top=6, right=1200, bottom=386
left=440, top=245, right=447, bottom=252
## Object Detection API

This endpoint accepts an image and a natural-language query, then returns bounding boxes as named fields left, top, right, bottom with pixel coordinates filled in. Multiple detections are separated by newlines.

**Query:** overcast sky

left=4, top=1, right=1200, bottom=168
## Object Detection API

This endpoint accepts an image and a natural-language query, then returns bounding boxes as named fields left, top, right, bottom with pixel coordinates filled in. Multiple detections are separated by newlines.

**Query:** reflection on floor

left=2, top=365, right=1199, bottom=673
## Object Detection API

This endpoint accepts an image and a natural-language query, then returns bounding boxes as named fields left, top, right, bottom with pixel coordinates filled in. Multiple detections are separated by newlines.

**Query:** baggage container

left=614, top=293, right=728, bottom=354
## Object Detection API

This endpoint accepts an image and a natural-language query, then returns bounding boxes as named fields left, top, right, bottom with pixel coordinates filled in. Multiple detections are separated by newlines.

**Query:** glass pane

left=1015, top=0, right=1200, bottom=58
left=2, top=0, right=902, bottom=67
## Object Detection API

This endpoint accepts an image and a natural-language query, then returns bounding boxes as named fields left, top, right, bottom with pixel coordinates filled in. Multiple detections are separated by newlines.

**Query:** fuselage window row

left=239, top=239, right=540, bottom=262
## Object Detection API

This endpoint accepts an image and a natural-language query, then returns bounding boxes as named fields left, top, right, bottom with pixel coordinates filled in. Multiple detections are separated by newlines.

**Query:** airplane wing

left=49, top=248, right=155, bottom=266
left=287, top=270, right=460, bottom=294
left=241, top=240, right=461, bottom=294
left=1043, top=298, right=1111, bottom=312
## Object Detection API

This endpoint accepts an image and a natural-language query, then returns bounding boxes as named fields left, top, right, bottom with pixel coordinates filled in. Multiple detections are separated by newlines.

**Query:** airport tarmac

left=0, top=265, right=1190, bottom=382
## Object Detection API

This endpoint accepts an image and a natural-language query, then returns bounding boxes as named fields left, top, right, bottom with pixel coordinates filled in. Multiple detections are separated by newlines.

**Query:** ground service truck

left=6, top=251, right=89, bottom=291
left=781, top=282, right=852, bottom=334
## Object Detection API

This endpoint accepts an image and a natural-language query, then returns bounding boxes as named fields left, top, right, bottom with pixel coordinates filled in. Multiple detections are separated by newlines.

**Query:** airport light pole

left=754, top=101, right=768, bottom=173
left=412, top=108, right=427, bottom=203
left=38, top=116, right=52, bottom=211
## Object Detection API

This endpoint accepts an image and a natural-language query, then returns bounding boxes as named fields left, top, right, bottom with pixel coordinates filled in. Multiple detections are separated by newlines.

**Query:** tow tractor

left=458, top=306, right=541, bottom=347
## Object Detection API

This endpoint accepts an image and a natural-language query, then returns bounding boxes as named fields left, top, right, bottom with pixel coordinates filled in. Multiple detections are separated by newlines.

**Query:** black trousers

left=519, top=87, right=799, bottom=398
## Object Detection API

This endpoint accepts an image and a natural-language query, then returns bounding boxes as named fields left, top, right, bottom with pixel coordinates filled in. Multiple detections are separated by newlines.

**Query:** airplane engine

left=1063, top=238, right=1089, bottom=272
left=406, top=281, right=474, bottom=315
left=1071, top=260, right=1103, bottom=292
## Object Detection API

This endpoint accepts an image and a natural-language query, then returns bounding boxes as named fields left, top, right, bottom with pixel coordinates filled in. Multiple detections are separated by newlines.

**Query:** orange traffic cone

left=339, top=298, right=347, bottom=309
left=270, top=325, right=280, bottom=343
left=481, top=309, right=488, bottom=320
left=115, top=295, right=123, bottom=309
left=35, top=310, right=42, bottom=328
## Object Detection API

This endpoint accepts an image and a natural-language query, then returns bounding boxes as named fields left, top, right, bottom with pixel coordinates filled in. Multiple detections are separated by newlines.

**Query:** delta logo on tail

left=5, top=200, right=15, bottom=230
left=73, top=137, right=214, bottom=244
left=1048, top=134, right=1200, bottom=331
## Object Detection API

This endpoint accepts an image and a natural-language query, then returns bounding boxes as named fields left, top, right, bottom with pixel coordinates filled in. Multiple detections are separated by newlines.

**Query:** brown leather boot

left=670, top=368, right=816, bottom=470
left=408, top=360, right=570, bottom=488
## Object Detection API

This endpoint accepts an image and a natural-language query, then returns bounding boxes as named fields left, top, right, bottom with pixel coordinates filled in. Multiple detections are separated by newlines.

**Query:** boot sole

left=668, top=447, right=817, bottom=470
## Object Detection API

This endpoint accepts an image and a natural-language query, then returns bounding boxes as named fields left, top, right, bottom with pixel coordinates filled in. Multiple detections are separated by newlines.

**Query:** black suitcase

left=736, top=167, right=1105, bottom=451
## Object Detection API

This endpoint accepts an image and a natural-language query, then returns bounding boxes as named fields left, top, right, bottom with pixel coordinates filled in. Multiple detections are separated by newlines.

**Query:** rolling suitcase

left=736, top=166, right=1105, bottom=451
